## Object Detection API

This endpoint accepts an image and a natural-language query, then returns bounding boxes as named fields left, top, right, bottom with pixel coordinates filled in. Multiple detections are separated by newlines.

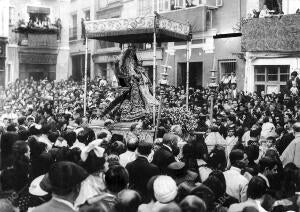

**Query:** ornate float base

left=89, top=120, right=154, bottom=142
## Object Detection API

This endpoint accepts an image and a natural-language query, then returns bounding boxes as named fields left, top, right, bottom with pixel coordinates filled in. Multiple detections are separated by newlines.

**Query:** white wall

left=122, top=0, right=138, bottom=18
left=0, top=0, right=9, bottom=37
left=282, top=0, right=300, bottom=14
left=246, top=0, right=260, bottom=16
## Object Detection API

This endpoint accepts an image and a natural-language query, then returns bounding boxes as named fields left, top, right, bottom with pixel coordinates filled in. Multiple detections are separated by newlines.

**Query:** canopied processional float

left=83, top=12, right=192, bottom=136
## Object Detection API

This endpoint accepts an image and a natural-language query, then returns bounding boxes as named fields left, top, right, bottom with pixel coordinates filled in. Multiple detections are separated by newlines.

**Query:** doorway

left=72, top=54, right=90, bottom=81
left=177, top=62, right=203, bottom=88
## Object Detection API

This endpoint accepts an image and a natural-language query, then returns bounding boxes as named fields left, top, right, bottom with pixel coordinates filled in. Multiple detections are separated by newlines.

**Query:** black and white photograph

left=0, top=0, right=300, bottom=211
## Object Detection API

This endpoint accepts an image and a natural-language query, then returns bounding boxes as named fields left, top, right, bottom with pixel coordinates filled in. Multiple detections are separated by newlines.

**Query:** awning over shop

left=85, top=14, right=191, bottom=43
left=27, top=6, right=50, bottom=14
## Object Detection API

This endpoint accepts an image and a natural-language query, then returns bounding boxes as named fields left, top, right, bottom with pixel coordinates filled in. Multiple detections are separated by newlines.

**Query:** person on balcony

left=259, top=5, right=271, bottom=18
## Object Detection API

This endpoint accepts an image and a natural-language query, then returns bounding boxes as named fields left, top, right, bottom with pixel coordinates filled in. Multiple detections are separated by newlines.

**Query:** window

left=108, top=0, right=120, bottom=3
left=174, top=41, right=186, bottom=46
left=158, top=0, right=171, bottom=12
left=254, top=65, right=289, bottom=94
left=84, top=10, right=90, bottom=21
left=175, top=0, right=185, bottom=9
left=97, top=0, right=120, bottom=9
left=99, top=40, right=115, bottom=48
left=0, top=58, right=4, bottom=70
left=70, top=14, right=77, bottom=40
left=72, top=14, right=77, bottom=27
left=97, top=0, right=108, bottom=9
left=174, top=40, right=204, bottom=46
left=157, top=0, right=203, bottom=12
left=206, top=9, right=212, bottom=29
left=133, top=43, right=160, bottom=50
left=259, top=0, right=282, bottom=14
left=216, top=0, right=223, bottom=6
left=9, top=7, right=15, bottom=25
left=219, top=60, right=236, bottom=76
left=192, top=39, right=205, bottom=44
left=138, top=0, right=152, bottom=16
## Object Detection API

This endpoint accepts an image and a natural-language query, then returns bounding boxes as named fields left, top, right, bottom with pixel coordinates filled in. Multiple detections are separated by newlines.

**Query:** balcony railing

left=157, top=0, right=220, bottom=12
left=69, top=27, right=77, bottom=41
left=11, top=27, right=58, bottom=48
left=241, top=14, right=300, bottom=52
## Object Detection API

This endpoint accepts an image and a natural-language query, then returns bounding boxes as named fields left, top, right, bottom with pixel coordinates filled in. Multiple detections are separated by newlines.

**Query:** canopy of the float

left=84, top=14, right=191, bottom=43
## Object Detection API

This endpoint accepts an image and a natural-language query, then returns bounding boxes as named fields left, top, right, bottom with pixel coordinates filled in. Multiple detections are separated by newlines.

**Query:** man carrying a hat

left=31, top=161, right=88, bottom=212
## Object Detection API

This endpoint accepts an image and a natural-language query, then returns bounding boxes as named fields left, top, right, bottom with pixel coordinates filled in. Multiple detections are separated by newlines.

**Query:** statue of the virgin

left=102, top=46, right=159, bottom=122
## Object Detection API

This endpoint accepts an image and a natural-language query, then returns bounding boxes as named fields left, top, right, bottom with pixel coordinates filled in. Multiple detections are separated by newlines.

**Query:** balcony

left=12, top=18, right=62, bottom=48
left=96, top=0, right=122, bottom=11
left=160, top=5, right=208, bottom=33
left=157, top=0, right=220, bottom=12
left=69, top=27, right=78, bottom=41
left=241, top=14, right=300, bottom=52
left=12, top=30, right=58, bottom=48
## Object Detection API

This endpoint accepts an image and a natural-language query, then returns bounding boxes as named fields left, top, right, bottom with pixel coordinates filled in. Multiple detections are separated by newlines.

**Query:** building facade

left=3, top=0, right=298, bottom=93
left=0, top=0, right=9, bottom=87
left=84, top=0, right=249, bottom=90
left=5, top=0, right=70, bottom=85
left=68, top=0, right=95, bottom=81
left=242, top=0, right=300, bottom=94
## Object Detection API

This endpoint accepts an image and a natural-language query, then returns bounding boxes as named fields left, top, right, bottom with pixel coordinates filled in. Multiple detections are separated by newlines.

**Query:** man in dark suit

left=152, top=133, right=177, bottom=174
left=228, top=83, right=239, bottom=100
left=126, top=142, right=159, bottom=202
left=32, top=161, right=88, bottom=212
left=43, top=109, right=57, bottom=131
left=286, top=71, right=300, bottom=94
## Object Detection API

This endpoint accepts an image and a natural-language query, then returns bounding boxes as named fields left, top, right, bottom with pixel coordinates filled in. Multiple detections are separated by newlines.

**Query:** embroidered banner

left=241, top=14, right=300, bottom=52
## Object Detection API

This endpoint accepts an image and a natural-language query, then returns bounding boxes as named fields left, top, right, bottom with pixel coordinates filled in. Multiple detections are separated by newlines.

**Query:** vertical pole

left=84, top=36, right=88, bottom=117
left=210, top=95, right=213, bottom=122
left=155, top=93, right=163, bottom=139
left=153, top=26, right=156, bottom=126
left=186, top=40, right=190, bottom=110
left=152, top=0, right=156, bottom=127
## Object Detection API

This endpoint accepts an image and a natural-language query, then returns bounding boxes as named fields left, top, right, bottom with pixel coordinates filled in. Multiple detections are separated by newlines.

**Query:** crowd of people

left=1, top=69, right=300, bottom=212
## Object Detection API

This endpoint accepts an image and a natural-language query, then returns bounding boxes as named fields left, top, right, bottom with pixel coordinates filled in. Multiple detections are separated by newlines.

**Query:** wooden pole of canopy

left=153, top=15, right=157, bottom=127
left=186, top=40, right=190, bottom=110
left=84, top=36, right=88, bottom=117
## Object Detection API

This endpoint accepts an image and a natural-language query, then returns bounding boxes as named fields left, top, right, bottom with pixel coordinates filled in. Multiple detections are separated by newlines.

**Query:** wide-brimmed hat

left=40, top=161, right=88, bottom=194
